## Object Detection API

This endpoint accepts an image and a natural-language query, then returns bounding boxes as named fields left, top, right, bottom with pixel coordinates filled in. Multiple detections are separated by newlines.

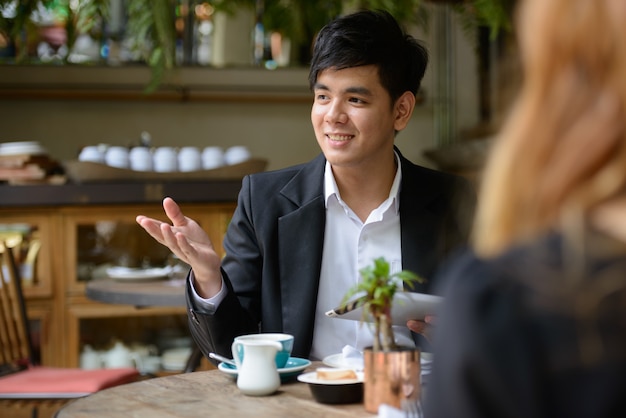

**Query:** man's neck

left=332, top=155, right=398, bottom=222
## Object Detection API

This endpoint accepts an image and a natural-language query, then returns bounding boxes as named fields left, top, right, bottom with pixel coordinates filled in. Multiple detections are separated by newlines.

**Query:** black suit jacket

left=187, top=150, right=474, bottom=360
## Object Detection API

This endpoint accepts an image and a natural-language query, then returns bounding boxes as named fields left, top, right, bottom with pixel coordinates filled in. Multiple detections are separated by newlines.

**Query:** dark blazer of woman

left=186, top=149, right=474, bottom=360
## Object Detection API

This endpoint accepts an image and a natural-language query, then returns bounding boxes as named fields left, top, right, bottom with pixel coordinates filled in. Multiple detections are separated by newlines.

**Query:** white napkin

left=341, top=345, right=365, bottom=370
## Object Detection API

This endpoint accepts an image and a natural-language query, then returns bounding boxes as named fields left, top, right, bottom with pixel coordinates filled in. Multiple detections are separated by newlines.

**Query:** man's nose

left=324, top=101, right=348, bottom=124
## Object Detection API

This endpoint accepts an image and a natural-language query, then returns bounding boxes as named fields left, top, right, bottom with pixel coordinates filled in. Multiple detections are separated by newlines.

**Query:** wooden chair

left=0, top=241, right=139, bottom=418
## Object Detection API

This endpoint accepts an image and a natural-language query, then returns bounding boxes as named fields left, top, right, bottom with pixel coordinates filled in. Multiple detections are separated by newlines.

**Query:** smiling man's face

left=311, top=65, right=410, bottom=171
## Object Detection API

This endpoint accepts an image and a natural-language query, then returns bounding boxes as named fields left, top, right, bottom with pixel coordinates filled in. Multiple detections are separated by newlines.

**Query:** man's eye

left=349, top=97, right=365, bottom=104
left=316, top=94, right=328, bottom=101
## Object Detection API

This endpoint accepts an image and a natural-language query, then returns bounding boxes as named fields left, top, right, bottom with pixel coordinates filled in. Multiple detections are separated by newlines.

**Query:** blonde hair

left=473, top=0, right=626, bottom=257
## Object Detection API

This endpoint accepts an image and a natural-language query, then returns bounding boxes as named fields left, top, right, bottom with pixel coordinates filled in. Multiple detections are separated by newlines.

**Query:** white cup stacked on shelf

left=201, top=146, right=225, bottom=169
left=224, top=146, right=251, bottom=165
left=153, top=147, right=178, bottom=172
left=178, top=146, right=202, bottom=172
left=105, top=146, right=130, bottom=169
left=129, top=147, right=153, bottom=171
left=78, top=146, right=105, bottom=163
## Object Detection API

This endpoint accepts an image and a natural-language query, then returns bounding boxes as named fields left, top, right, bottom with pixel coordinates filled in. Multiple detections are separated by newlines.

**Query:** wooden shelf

left=0, top=65, right=312, bottom=103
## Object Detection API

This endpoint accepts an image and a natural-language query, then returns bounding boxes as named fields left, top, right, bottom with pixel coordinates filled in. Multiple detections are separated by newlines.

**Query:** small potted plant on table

left=342, top=257, right=424, bottom=413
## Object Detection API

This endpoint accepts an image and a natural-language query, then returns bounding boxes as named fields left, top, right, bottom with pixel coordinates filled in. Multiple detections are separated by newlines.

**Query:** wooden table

left=56, top=362, right=372, bottom=417
left=85, top=277, right=186, bottom=308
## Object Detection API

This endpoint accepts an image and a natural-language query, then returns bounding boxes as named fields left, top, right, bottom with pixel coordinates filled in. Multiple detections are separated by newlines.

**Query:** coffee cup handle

left=231, top=341, right=242, bottom=369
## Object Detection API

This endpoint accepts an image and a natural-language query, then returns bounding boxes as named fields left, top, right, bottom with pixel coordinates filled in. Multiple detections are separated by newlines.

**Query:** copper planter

left=363, top=347, right=421, bottom=414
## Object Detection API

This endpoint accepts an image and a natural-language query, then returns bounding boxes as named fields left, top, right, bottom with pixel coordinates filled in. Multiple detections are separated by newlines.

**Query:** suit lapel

left=277, top=154, right=326, bottom=355
left=399, top=154, right=447, bottom=293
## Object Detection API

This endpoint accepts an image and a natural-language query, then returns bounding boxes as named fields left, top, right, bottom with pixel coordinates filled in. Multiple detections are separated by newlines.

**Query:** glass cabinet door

left=61, top=203, right=233, bottom=294
left=60, top=203, right=234, bottom=369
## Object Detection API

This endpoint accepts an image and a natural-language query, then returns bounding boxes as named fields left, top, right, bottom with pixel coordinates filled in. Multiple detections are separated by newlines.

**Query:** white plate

left=161, top=347, right=192, bottom=371
left=326, top=292, right=443, bottom=325
left=106, top=266, right=171, bottom=281
left=297, top=371, right=364, bottom=385
left=0, top=141, right=46, bottom=156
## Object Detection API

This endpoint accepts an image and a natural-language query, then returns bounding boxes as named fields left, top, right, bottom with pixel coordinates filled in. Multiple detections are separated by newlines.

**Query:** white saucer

left=218, top=357, right=311, bottom=381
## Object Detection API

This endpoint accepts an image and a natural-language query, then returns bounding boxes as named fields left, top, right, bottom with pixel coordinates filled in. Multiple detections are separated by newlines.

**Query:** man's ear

left=394, top=91, right=416, bottom=132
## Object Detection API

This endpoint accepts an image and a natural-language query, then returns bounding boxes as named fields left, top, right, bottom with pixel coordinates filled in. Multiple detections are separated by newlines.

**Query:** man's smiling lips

left=326, top=134, right=353, bottom=141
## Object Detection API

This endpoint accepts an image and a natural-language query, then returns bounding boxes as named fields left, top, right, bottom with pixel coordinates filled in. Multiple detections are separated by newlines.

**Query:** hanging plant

left=125, top=0, right=176, bottom=92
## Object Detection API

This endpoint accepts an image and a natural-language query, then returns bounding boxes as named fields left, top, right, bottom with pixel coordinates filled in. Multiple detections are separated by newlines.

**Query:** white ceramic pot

left=103, top=341, right=135, bottom=369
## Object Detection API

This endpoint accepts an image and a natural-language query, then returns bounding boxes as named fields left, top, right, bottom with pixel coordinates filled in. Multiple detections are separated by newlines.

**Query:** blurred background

left=0, top=0, right=518, bottom=173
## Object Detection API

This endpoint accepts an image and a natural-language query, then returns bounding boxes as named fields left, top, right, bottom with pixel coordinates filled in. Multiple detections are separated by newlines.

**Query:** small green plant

left=342, top=257, right=423, bottom=352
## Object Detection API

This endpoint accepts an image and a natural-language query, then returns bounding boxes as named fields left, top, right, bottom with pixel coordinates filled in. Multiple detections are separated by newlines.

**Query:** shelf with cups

left=0, top=188, right=236, bottom=371
left=0, top=65, right=312, bottom=103
left=68, top=143, right=266, bottom=184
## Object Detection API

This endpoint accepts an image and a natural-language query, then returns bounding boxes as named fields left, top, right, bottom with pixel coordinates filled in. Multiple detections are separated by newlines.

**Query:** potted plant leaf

left=341, top=256, right=425, bottom=413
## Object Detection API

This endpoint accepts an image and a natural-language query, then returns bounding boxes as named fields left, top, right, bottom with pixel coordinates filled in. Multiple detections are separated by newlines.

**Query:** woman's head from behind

left=474, top=0, right=626, bottom=256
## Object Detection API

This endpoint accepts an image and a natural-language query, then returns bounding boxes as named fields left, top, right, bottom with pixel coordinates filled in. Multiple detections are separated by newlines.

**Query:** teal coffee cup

left=234, top=333, right=294, bottom=368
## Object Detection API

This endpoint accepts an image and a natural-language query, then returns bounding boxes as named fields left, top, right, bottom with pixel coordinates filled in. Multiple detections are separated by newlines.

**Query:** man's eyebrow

left=313, top=82, right=329, bottom=91
left=312, top=83, right=372, bottom=96
left=345, top=86, right=372, bottom=96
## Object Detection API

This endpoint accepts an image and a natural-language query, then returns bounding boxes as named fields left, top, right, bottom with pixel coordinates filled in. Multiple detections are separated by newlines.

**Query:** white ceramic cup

left=224, top=146, right=251, bottom=165
left=78, top=146, right=104, bottom=163
left=129, top=146, right=153, bottom=171
left=233, top=333, right=294, bottom=369
left=177, top=146, right=202, bottom=172
left=201, top=146, right=225, bottom=170
left=153, top=147, right=178, bottom=172
left=104, top=146, right=130, bottom=169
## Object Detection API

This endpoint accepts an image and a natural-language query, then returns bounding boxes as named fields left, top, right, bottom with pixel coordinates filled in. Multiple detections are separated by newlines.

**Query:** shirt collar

left=324, top=151, right=402, bottom=214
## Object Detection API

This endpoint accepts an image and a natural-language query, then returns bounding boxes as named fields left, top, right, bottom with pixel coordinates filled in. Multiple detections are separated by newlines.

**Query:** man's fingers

left=162, top=197, right=188, bottom=227
left=136, top=216, right=166, bottom=243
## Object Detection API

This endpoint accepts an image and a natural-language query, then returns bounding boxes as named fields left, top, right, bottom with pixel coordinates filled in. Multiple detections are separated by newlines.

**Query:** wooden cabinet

left=0, top=182, right=238, bottom=369
left=0, top=210, right=60, bottom=366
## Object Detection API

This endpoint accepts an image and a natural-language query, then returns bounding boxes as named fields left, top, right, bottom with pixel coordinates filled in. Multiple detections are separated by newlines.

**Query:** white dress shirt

left=309, top=155, right=414, bottom=360
left=191, top=153, right=415, bottom=359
